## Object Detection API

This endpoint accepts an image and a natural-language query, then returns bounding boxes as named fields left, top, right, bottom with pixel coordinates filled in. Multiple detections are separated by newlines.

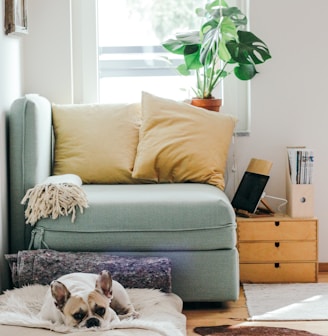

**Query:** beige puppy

left=39, top=270, right=138, bottom=329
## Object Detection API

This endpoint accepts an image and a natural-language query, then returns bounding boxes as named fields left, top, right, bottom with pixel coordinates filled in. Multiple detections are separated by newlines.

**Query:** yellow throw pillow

left=132, top=92, right=237, bottom=190
left=52, top=103, right=141, bottom=184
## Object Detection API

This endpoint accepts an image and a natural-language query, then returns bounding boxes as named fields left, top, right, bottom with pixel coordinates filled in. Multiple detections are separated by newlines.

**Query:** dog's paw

left=118, top=310, right=139, bottom=320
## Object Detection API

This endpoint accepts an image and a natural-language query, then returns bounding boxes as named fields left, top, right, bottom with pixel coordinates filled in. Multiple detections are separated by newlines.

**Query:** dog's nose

left=86, top=317, right=100, bottom=328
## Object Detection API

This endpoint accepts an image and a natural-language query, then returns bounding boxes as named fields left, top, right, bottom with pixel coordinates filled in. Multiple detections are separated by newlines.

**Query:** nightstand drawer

left=239, top=241, right=317, bottom=262
left=238, top=220, right=317, bottom=241
left=240, top=262, right=318, bottom=283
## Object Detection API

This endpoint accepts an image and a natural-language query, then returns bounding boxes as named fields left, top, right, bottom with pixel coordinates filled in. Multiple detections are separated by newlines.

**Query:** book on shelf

left=287, top=146, right=314, bottom=185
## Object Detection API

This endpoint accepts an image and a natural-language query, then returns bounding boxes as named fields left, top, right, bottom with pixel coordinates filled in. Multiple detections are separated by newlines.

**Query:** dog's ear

left=50, top=280, right=71, bottom=311
left=96, top=270, right=113, bottom=299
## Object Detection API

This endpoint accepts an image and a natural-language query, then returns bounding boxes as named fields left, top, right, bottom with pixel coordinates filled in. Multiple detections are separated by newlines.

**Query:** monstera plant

left=162, top=0, right=271, bottom=110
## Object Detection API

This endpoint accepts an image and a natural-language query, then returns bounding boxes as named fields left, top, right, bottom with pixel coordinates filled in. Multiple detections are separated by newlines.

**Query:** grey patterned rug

left=5, top=249, right=171, bottom=292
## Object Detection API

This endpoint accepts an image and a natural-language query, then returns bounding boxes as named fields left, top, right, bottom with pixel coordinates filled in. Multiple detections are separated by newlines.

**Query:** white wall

left=23, top=0, right=73, bottom=103
left=21, top=0, right=328, bottom=261
left=232, top=0, right=328, bottom=262
left=0, top=3, right=23, bottom=292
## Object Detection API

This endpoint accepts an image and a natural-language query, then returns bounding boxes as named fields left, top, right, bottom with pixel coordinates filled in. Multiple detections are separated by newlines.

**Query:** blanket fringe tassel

left=21, top=183, right=89, bottom=225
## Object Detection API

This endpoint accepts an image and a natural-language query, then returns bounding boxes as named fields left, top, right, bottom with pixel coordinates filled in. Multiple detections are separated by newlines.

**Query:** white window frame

left=71, top=0, right=251, bottom=135
left=71, top=0, right=99, bottom=103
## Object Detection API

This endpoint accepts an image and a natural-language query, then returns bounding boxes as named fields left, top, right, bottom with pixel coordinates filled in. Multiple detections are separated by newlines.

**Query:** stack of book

left=287, top=147, right=314, bottom=185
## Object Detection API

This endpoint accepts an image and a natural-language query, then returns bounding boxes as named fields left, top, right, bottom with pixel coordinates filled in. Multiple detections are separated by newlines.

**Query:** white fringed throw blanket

left=21, top=174, right=89, bottom=225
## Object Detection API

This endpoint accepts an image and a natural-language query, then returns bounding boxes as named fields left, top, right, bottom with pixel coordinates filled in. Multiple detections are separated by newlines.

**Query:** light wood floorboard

left=183, top=273, right=328, bottom=335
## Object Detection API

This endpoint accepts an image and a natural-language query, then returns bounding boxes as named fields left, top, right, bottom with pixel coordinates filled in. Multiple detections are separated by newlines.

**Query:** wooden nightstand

left=237, top=215, right=318, bottom=283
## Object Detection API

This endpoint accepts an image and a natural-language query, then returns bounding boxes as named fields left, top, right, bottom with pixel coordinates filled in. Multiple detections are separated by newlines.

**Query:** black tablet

left=231, top=172, right=270, bottom=213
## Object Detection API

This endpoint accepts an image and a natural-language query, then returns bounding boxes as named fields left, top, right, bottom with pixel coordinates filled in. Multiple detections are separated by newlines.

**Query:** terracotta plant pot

left=191, top=97, right=222, bottom=112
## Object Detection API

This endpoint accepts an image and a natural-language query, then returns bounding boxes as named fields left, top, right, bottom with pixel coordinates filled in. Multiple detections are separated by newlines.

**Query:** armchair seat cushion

left=29, top=183, right=236, bottom=251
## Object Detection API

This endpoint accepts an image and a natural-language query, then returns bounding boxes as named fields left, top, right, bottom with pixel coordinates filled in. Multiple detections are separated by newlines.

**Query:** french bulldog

left=39, top=270, right=138, bottom=329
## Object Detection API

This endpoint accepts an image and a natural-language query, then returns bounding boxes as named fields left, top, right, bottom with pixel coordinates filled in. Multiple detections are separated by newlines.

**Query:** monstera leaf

left=162, top=31, right=201, bottom=55
left=234, top=63, right=258, bottom=80
left=162, top=31, right=203, bottom=73
left=227, top=31, right=272, bottom=65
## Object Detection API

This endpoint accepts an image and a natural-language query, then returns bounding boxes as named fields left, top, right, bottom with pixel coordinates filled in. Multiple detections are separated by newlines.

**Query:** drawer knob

left=275, top=221, right=280, bottom=226
left=274, top=263, right=280, bottom=268
left=275, top=242, right=280, bottom=248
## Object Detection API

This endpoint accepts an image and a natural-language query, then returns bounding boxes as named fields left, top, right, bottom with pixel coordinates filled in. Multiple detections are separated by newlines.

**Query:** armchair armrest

left=8, top=94, right=52, bottom=252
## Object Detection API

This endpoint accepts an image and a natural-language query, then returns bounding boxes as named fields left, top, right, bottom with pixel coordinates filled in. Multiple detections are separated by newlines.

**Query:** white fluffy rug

left=0, top=285, right=186, bottom=336
left=244, top=283, right=328, bottom=321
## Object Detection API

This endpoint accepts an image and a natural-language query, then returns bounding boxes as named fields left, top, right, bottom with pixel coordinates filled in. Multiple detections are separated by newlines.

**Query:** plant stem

left=207, top=58, right=217, bottom=98
left=209, top=61, right=228, bottom=95
left=202, top=66, right=207, bottom=98
left=196, top=69, right=202, bottom=98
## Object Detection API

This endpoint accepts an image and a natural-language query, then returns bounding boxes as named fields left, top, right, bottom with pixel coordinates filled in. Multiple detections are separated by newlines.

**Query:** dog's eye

left=72, top=310, right=86, bottom=321
left=95, top=306, right=106, bottom=317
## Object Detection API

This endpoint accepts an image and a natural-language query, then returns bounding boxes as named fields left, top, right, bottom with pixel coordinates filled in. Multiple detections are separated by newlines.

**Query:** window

left=97, top=0, right=208, bottom=103
left=72, top=0, right=250, bottom=134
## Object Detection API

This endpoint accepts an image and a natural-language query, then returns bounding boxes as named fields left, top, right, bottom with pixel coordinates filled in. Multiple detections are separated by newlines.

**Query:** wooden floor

left=183, top=273, right=328, bottom=336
